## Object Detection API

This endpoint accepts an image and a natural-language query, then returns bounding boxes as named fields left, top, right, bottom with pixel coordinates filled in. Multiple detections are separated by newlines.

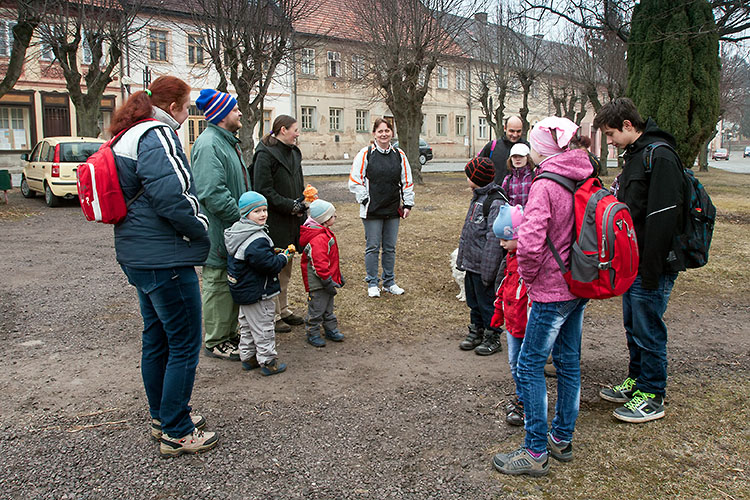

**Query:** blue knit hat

left=309, top=199, right=335, bottom=224
left=493, top=203, right=524, bottom=240
left=195, top=89, right=237, bottom=125
left=238, top=191, right=267, bottom=217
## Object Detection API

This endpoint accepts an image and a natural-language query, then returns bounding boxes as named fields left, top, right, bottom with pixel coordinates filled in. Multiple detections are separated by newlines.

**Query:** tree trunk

left=392, top=106, right=424, bottom=184
left=599, top=137, right=609, bottom=177
left=0, top=21, right=37, bottom=99
left=519, top=83, right=531, bottom=138
left=74, top=97, right=102, bottom=138
left=699, top=129, right=717, bottom=172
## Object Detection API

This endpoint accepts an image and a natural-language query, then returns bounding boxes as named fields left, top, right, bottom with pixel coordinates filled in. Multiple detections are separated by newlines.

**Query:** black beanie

left=465, top=157, right=495, bottom=187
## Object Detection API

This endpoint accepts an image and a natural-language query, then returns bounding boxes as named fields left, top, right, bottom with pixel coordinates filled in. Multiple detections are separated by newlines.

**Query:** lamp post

left=489, top=96, right=493, bottom=142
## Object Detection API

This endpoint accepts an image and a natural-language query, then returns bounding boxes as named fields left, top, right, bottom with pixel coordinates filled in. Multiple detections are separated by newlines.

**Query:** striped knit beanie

left=309, top=199, right=336, bottom=224
left=195, top=89, right=237, bottom=125
left=238, top=191, right=267, bottom=217
left=465, top=157, right=495, bottom=187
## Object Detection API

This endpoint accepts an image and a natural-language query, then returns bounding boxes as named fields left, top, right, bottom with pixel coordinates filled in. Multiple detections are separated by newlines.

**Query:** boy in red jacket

left=299, top=199, right=344, bottom=347
left=490, top=204, right=529, bottom=426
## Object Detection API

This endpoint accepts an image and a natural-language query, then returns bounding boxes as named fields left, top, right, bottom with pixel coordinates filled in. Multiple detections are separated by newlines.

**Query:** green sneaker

left=599, top=377, right=637, bottom=403
left=613, top=390, right=665, bottom=423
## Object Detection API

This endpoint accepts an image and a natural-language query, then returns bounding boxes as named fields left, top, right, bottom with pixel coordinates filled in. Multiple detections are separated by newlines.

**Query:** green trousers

left=202, top=265, right=239, bottom=349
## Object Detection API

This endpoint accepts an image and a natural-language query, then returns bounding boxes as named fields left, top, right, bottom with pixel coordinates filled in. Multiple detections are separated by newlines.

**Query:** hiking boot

left=492, top=447, right=550, bottom=477
left=160, top=429, right=218, bottom=458
left=459, top=325, right=483, bottom=351
left=204, top=341, right=240, bottom=361
left=544, top=356, right=557, bottom=378
left=150, top=415, right=206, bottom=441
left=241, top=357, right=260, bottom=371
left=281, top=313, right=305, bottom=326
left=260, top=358, right=287, bottom=376
left=475, top=329, right=503, bottom=355
left=505, top=399, right=524, bottom=426
left=324, top=329, right=345, bottom=342
left=613, top=390, right=665, bottom=423
left=275, top=320, right=292, bottom=333
left=547, top=432, right=573, bottom=462
left=599, top=376, right=637, bottom=403
left=383, top=284, right=405, bottom=295
left=307, top=333, right=326, bottom=347
left=368, top=286, right=381, bottom=298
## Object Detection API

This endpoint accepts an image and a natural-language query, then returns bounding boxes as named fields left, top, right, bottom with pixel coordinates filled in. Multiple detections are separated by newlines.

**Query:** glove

left=291, top=195, right=307, bottom=215
left=338, top=276, right=346, bottom=287
left=360, top=197, right=369, bottom=206
left=321, top=278, right=337, bottom=296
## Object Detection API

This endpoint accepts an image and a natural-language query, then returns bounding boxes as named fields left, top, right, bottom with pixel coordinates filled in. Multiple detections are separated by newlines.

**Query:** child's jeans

left=306, top=289, right=338, bottom=336
left=506, top=332, right=524, bottom=403
left=238, top=297, right=277, bottom=365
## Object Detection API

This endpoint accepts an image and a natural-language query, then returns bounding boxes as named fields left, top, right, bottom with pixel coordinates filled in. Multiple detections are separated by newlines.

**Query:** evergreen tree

left=627, top=0, right=720, bottom=166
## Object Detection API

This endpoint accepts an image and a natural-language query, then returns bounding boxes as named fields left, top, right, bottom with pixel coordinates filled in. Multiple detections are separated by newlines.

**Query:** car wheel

left=419, top=154, right=427, bottom=165
left=21, top=175, right=36, bottom=198
left=44, top=182, right=61, bottom=207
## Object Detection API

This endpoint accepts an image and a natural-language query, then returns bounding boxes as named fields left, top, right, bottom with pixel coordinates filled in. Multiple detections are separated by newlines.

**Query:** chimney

left=474, top=12, right=488, bottom=24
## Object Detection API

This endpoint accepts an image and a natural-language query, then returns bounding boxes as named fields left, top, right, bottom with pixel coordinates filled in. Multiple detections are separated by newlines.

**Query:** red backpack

left=535, top=172, right=639, bottom=299
left=77, top=119, right=163, bottom=224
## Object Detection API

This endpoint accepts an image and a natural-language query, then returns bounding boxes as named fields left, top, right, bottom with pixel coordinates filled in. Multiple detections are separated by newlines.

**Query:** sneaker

left=544, top=356, right=557, bottom=378
left=160, top=429, right=218, bottom=458
left=613, top=390, right=665, bottom=423
left=492, top=447, right=550, bottom=477
left=368, top=286, right=381, bottom=298
left=547, top=432, right=573, bottom=462
left=599, top=376, right=637, bottom=403
left=228, top=336, right=240, bottom=348
left=505, top=400, right=524, bottom=426
left=324, top=329, right=345, bottom=342
left=150, top=415, right=206, bottom=441
left=274, top=320, right=292, bottom=333
left=307, top=334, right=326, bottom=347
left=204, top=341, right=240, bottom=361
left=241, top=357, right=260, bottom=371
left=459, top=325, right=483, bottom=351
left=260, top=358, right=287, bottom=376
left=475, top=330, right=502, bottom=355
left=383, top=284, right=405, bottom=295
left=281, top=313, right=305, bottom=326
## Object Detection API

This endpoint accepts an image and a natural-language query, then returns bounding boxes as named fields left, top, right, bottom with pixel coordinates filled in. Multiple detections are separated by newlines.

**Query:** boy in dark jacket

left=224, top=191, right=290, bottom=376
left=457, top=157, right=507, bottom=356
left=299, top=199, right=344, bottom=347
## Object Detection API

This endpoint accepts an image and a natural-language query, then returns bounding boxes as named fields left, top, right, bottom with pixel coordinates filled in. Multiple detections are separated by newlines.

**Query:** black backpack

left=643, top=142, right=716, bottom=269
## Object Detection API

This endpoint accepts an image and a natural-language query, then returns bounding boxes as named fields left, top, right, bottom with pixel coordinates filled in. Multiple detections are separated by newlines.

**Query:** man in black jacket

left=593, top=98, right=685, bottom=424
left=477, top=116, right=529, bottom=185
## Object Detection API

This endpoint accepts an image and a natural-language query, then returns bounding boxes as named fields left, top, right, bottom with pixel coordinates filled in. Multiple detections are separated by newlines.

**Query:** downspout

left=467, top=65, right=472, bottom=157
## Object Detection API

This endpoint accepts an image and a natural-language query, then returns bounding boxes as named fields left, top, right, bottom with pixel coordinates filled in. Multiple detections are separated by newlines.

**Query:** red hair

left=110, top=76, right=191, bottom=135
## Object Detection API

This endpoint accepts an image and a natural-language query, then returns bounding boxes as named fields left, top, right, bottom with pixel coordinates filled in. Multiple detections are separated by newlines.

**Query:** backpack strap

left=643, top=141, right=682, bottom=173
left=481, top=188, right=509, bottom=218
left=488, top=139, right=497, bottom=158
left=533, top=171, right=576, bottom=275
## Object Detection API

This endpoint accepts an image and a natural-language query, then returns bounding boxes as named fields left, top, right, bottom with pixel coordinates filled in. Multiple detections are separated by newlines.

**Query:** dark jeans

left=464, top=271, right=499, bottom=332
left=622, top=273, right=678, bottom=397
left=121, top=265, right=202, bottom=438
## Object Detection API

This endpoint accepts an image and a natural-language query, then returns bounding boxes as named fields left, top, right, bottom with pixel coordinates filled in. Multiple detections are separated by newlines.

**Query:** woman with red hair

left=110, top=76, right=217, bottom=458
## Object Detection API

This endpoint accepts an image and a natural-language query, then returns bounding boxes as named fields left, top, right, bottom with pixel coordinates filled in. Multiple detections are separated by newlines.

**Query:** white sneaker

left=368, top=286, right=381, bottom=298
left=383, top=284, right=405, bottom=295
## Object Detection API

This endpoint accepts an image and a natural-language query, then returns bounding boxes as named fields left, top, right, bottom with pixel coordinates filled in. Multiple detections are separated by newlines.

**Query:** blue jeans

left=121, top=265, right=202, bottom=438
left=517, top=298, right=588, bottom=453
left=362, top=217, right=400, bottom=287
left=506, top=332, right=524, bottom=403
left=464, top=271, right=500, bottom=332
left=622, top=273, right=677, bottom=397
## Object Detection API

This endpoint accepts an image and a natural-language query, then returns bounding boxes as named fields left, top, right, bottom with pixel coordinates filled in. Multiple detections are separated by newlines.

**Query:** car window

left=29, top=142, right=42, bottom=162
left=40, top=142, right=51, bottom=162
left=59, top=142, right=102, bottom=162
left=419, top=139, right=428, bottom=147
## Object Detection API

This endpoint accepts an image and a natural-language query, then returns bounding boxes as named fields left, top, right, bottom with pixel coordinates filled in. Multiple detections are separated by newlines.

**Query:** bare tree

left=0, top=1, right=44, bottom=99
left=188, top=0, right=317, bottom=159
left=37, top=0, right=143, bottom=137
left=508, top=13, right=549, bottom=137
left=353, top=0, right=482, bottom=184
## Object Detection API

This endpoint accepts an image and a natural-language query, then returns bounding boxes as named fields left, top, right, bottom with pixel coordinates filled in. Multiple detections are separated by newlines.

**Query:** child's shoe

left=307, top=333, right=326, bottom=347
left=324, top=329, right=344, bottom=342
left=150, top=415, right=206, bottom=441
left=544, top=355, right=557, bottom=377
left=492, top=447, right=550, bottom=476
left=475, top=329, right=502, bottom=355
left=547, top=432, right=573, bottom=462
left=241, top=357, right=260, bottom=371
left=459, top=324, right=483, bottom=350
left=159, top=429, right=218, bottom=458
left=260, top=358, right=287, bottom=376
left=613, top=390, right=664, bottom=423
left=599, top=376, right=637, bottom=403
left=368, top=286, right=381, bottom=298
left=505, top=399, right=524, bottom=426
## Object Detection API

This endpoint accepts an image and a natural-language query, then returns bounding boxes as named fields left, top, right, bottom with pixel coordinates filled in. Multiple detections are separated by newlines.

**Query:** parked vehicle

left=20, top=137, right=104, bottom=207
left=712, top=148, right=729, bottom=161
left=744, top=146, right=750, bottom=158
left=392, top=138, right=433, bottom=165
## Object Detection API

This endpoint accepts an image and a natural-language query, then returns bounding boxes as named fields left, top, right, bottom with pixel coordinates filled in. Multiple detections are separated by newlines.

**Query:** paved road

left=707, top=154, right=750, bottom=174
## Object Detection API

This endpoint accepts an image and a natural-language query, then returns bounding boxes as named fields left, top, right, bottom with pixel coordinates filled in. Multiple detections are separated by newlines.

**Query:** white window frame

left=437, top=66, right=448, bottom=89
left=0, top=20, right=15, bottom=57
left=456, top=115, right=466, bottom=136
left=40, top=25, right=55, bottom=61
left=351, top=54, right=365, bottom=80
left=329, top=107, right=343, bottom=132
left=478, top=117, right=488, bottom=139
left=301, top=106, right=316, bottom=131
left=436, top=114, right=447, bottom=136
left=0, top=106, right=32, bottom=150
left=327, top=50, right=341, bottom=77
left=149, top=29, right=169, bottom=62
left=456, top=69, right=466, bottom=90
left=187, top=33, right=205, bottom=65
left=301, top=48, right=315, bottom=75
left=355, top=109, right=369, bottom=133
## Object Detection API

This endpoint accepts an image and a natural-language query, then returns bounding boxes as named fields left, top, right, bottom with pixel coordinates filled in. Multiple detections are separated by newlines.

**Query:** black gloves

left=321, top=278, right=337, bottom=295
left=291, top=195, right=306, bottom=215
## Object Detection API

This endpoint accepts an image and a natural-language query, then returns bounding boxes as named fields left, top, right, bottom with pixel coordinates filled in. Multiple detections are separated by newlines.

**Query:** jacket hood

left=299, top=221, right=326, bottom=248
left=224, top=218, right=266, bottom=255
left=628, top=118, right=677, bottom=155
left=255, top=139, right=301, bottom=172
left=473, top=181, right=502, bottom=196
left=152, top=106, right=180, bottom=131
left=537, top=149, right=593, bottom=182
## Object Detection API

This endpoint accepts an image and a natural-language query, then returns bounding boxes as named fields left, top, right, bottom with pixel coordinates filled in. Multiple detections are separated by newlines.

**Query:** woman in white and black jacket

left=348, top=118, right=415, bottom=298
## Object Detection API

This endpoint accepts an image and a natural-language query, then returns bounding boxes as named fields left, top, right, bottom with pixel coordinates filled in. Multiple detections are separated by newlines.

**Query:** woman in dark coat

left=253, top=115, right=306, bottom=331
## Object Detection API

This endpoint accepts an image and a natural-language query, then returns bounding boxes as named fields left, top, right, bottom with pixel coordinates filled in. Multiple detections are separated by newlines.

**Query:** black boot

left=475, top=329, right=503, bottom=355
left=459, top=324, right=484, bottom=350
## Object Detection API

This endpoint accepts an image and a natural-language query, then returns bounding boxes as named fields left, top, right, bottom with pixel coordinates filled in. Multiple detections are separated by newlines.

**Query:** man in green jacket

left=192, top=89, right=250, bottom=361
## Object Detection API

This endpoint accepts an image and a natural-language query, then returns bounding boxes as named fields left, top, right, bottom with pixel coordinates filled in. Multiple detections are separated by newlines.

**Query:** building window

left=40, top=25, right=54, bottom=61
left=301, top=106, right=316, bottom=131
left=0, top=20, right=14, bottom=57
left=351, top=54, right=365, bottom=80
left=187, top=34, right=205, bottom=65
left=263, top=109, right=273, bottom=135
left=456, top=115, right=466, bottom=136
left=301, top=48, right=315, bottom=75
left=437, top=66, right=448, bottom=89
left=478, top=117, right=488, bottom=139
left=149, top=29, right=168, bottom=62
left=0, top=106, right=32, bottom=150
left=418, top=68, right=427, bottom=87
left=81, top=31, right=92, bottom=65
left=421, top=114, right=426, bottom=135
left=456, top=69, right=466, bottom=90
left=356, top=109, right=369, bottom=132
left=327, top=51, right=341, bottom=77
left=187, top=105, right=207, bottom=155
left=329, top=108, right=343, bottom=132
left=436, top=114, right=447, bottom=136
